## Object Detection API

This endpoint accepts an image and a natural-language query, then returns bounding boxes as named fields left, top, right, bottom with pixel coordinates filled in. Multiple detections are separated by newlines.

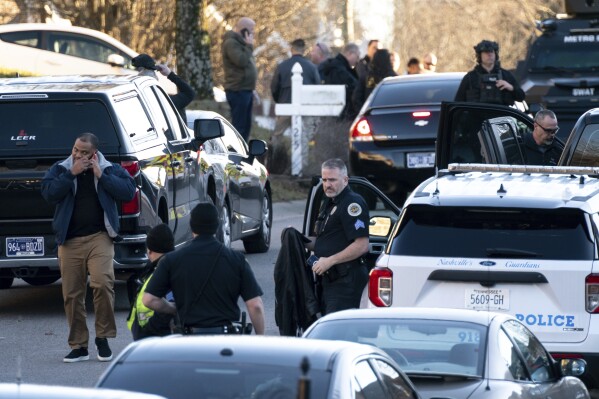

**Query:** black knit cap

left=146, top=223, right=175, bottom=253
left=132, top=53, right=157, bottom=70
left=190, top=202, right=219, bottom=235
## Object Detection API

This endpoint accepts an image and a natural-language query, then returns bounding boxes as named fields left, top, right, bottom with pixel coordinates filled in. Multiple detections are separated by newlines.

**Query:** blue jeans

left=226, top=90, right=253, bottom=142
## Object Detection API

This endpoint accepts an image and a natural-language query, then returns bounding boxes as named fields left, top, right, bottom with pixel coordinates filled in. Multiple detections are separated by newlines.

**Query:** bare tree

left=392, top=0, right=563, bottom=73
left=176, top=0, right=213, bottom=100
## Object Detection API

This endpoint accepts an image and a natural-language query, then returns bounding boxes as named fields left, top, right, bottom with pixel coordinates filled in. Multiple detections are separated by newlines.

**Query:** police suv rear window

left=0, top=100, right=120, bottom=155
left=371, top=80, right=459, bottom=107
left=390, top=205, right=595, bottom=260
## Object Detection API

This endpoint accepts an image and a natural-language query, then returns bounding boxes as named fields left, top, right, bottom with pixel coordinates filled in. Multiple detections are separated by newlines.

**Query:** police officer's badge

left=347, top=203, right=362, bottom=217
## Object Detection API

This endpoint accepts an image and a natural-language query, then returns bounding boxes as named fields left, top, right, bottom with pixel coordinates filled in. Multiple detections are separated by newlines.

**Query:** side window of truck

left=152, top=86, right=189, bottom=142
left=142, top=86, right=173, bottom=141
left=113, top=95, right=155, bottom=143
left=570, top=123, right=599, bottom=167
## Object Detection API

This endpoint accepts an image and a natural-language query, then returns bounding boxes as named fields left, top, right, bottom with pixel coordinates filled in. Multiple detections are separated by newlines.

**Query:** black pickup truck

left=0, top=74, right=270, bottom=289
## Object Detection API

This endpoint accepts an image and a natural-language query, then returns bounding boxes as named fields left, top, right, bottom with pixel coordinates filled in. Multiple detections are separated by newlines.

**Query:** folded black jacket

left=274, top=227, right=320, bottom=336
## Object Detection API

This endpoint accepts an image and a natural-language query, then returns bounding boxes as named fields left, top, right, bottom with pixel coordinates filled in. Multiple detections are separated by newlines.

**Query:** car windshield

left=306, top=318, right=487, bottom=378
left=371, top=79, right=459, bottom=107
left=529, top=44, right=599, bottom=71
left=390, top=205, right=595, bottom=260
left=99, top=362, right=331, bottom=399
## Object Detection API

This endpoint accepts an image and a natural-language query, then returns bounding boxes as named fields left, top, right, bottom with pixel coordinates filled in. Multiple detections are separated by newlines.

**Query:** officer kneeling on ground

left=142, top=202, right=266, bottom=335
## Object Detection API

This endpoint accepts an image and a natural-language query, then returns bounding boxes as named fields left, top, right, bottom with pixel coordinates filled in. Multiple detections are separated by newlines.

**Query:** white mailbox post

left=274, top=63, right=345, bottom=176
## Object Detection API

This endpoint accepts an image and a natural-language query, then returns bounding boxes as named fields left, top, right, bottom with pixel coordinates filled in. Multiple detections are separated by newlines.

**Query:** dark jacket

left=522, top=132, right=564, bottom=166
left=221, top=30, right=257, bottom=91
left=454, top=64, right=525, bottom=106
left=320, top=53, right=359, bottom=120
left=270, top=54, right=320, bottom=104
left=167, top=72, right=195, bottom=119
left=41, top=151, right=136, bottom=245
left=274, top=227, right=320, bottom=336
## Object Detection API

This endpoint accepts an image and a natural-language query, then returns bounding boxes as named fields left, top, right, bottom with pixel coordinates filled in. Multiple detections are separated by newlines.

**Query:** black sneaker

left=95, top=337, right=113, bottom=362
left=63, top=347, right=89, bottom=363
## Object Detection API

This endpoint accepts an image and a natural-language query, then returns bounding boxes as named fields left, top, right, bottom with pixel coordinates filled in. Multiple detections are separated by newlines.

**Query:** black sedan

left=187, top=110, right=272, bottom=253
left=96, top=335, right=422, bottom=399
left=349, top=72, right=464, bottom=204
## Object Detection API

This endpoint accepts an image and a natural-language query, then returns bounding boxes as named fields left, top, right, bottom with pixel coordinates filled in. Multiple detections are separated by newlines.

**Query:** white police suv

left=363, top=163, right=599, bottom=392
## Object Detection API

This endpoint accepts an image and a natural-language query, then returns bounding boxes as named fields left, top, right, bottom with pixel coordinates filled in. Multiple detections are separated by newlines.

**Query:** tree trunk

left=175, top=0, right=213, bottom=100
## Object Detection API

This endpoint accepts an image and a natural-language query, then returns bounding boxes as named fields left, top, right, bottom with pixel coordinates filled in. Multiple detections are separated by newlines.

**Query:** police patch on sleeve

left=355, top=219, right=365, bottom=230
left=347, top=203, right=362, bottom=217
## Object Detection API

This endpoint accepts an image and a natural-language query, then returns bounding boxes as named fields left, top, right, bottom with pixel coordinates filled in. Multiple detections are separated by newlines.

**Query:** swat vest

left=466, top=69, right=504, bottom=105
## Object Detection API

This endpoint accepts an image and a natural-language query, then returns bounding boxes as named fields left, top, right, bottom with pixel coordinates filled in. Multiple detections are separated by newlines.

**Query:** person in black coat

left=132, top=53, right=196, bottom=119
left=353, top=48, right=397, bottom=111
left=320, top=43, right=361, bottom=121
left=454, top=40, right=525, bottom=106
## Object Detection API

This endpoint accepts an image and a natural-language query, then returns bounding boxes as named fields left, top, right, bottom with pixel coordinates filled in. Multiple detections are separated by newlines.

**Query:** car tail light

left=412, top=111, right=431, bottom=118
left=121, top=190, right=140, bottom=215
left=120, top=160, right=140, bottom=215
left=121, top=160, right=140, bottom=177
left=351, top=117, right=373, bottom=141
left=586, top=275, right=599, bottom=313
left=369, top=267, right=392, bottom=307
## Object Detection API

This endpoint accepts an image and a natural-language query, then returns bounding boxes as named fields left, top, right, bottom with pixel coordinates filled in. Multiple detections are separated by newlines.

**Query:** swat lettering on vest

left=515, top=313, right=575, bottom=327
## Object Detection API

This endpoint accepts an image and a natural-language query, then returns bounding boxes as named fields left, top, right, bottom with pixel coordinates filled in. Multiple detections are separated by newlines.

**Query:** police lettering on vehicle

left=437, top=258, right=473, bottom=266
left=515, top=313, right=575, bottom=328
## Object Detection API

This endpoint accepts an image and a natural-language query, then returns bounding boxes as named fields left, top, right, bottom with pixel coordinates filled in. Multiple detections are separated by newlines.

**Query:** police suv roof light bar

left=446, top=163, right=599, bottom=176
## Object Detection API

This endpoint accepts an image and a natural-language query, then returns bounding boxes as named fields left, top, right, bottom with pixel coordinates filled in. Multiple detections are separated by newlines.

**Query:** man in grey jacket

left=221, top=17, right=257, bottom=142
left=41, top=132, right=135, bottom=363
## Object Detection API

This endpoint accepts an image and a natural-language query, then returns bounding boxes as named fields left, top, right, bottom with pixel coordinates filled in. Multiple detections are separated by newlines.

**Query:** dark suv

left=348, top=72, right=464, bottom=204
left=0, top=74, right=270, bottom=289
left=516, top=0, right=599, bottom=140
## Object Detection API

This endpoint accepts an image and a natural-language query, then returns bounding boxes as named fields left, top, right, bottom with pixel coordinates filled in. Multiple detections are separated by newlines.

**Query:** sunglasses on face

left=536, top=122, right=559, bottom=135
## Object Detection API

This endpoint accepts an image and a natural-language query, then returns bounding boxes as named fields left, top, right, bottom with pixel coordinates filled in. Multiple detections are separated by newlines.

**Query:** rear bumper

left=349, top=141, right=435, bottom=194
left=0, top=233, right=148, bottom=275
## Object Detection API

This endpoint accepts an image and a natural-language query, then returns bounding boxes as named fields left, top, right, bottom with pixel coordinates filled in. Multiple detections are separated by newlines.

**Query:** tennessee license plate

left=465, top=288, right=509, bottom=311
left=6, top=237, right=44, bottom=257
left=407, top=152, right=435, bottom=168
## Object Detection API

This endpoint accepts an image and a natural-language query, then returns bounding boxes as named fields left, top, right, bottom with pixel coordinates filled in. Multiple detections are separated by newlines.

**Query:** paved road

left=0, top=199, right=305, bottom=387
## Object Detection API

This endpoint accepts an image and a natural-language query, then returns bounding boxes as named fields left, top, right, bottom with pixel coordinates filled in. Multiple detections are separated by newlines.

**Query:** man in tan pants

left=41, top=132, right=135, bottom=362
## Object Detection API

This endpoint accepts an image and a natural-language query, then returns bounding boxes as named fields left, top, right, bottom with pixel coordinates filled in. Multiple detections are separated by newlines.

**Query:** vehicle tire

left=243, top=191, right=272, bottom=254
left=22, top=275, right=60, bottom=286
left=0, top=277, right=14, bottom=289
left=217, top=203, right=232, bottom=249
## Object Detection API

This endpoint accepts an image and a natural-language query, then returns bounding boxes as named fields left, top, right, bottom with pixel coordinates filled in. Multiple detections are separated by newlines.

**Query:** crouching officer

left=142, top=202, right=266, bottom=335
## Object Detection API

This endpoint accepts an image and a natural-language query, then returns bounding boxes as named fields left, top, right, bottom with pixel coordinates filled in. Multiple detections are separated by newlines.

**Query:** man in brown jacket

left=221, top=17, right=257, bottom=142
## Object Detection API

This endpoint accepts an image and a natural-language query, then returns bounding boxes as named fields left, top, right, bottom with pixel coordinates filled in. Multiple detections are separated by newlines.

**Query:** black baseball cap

left=132, top=54, right=158, bottom=70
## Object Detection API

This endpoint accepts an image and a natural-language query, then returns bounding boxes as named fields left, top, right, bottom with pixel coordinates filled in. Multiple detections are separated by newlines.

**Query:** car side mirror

left=194, top=119, right=224, bottom=142
left=248, top=139, right=268, bottom=156
left=369, top=216, right=393, bottom=237
left=107, top=53, right=126, bottom=67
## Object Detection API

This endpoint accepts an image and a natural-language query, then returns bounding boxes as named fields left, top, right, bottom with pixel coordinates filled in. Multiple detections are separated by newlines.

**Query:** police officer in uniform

left=523, top=109, right=563, bottom=166
left=307, top=159, right=370, bottom=315
left=142, top=202, right=265, bottom=335
left=454, top=40, right=525, bottom=106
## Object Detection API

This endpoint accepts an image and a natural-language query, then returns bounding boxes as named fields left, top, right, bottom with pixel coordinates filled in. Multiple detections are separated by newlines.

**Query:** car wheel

left=22, top=275, right=60, bottom=286
left=218, top=204, right=232, bottom=249
left=243, top=191, right=272, bottom=254
left=0, top=277, right=14, bottom=289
